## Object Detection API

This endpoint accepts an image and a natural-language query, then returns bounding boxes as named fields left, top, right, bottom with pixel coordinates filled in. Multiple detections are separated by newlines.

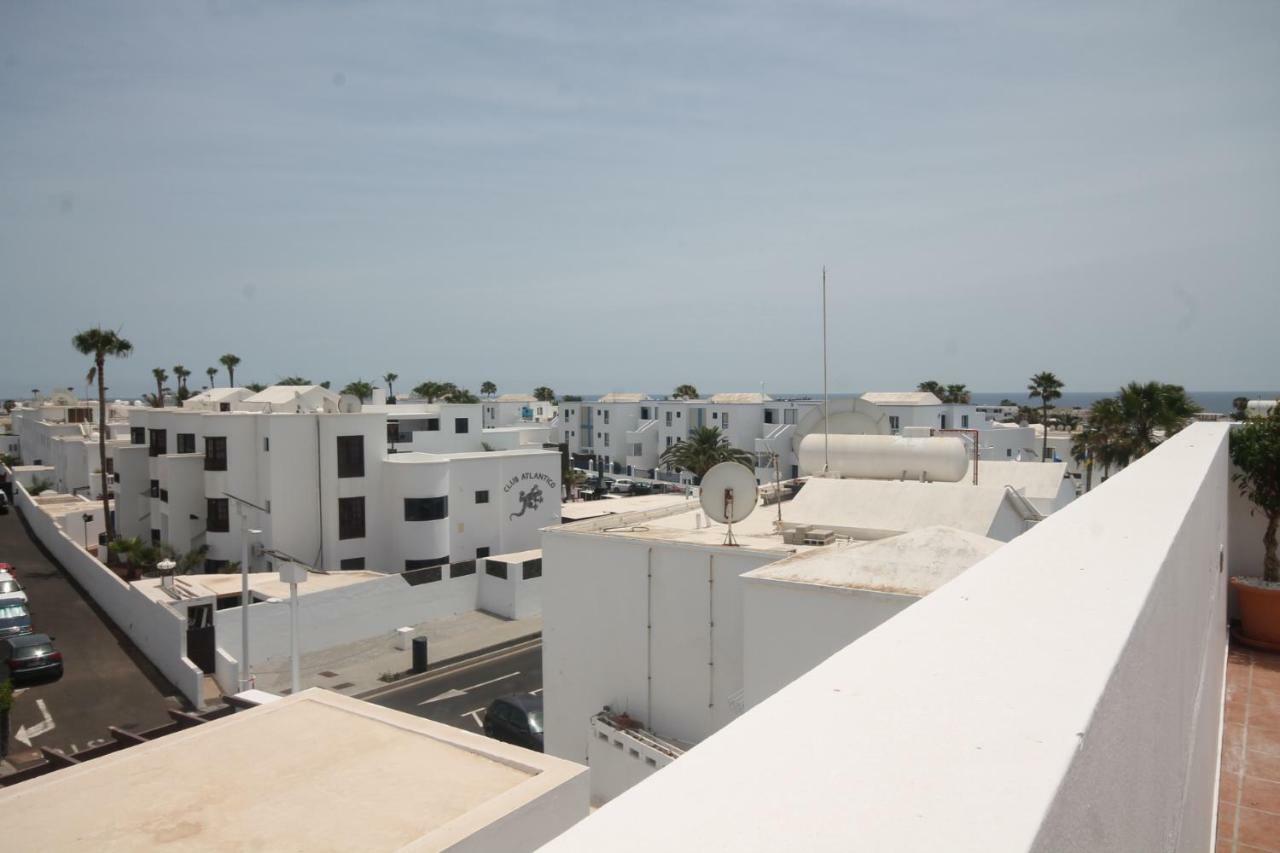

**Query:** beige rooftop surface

left=786, top=476, right=1030, bottom=537
left=744, top=525, right=1002, bottom=595
left=558, top=492, right=692, bottom=521
left=0, top=689, right=585, bottom=853
left=860, top=391, right=943, bottom=406
left=967, top=460, right=1069, bottom=500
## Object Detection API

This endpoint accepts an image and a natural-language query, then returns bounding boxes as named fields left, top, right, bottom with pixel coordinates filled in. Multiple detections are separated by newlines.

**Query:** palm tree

left=1233, top=397, right=1251, bottom=420
left=277, top=376, right=311, bottom=386
left=532, top=386, right=555, bottom=403
left=1112, top=381, right=1200, bottom=462
left=383, top=372, right=399, bottom=398
left=672, top=384, right=699, bottom=400
left=563, top=468, right=587, bottom=500
left=151, top=368, right=168, bottom=408
left=413, top=381, right=448, bottom=403
left=442, top=387, right=479, bottom=404
left=72, top=326, right=133, bottom=542
left=206, top=366, right=217, bottom=387
left=917, top=380, right=944, bottom=398
left=1028, top=371, right=1064, bottom=462
left=481, top=380, right=497, bottom=397
left=341, top=379, right=373, bottom=403
left=219, top=353, right=241, bottom=386
left=245, top=382, right=266, bottom=392
left=659, top=426, right=754, bottom=483
left=173, top=365, right=191, bottom=394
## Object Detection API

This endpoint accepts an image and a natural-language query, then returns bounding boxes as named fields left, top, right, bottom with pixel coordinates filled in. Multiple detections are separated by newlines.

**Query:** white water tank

left=797, top=433, right=969, bottom=482
left=1246, top=400, right=1277, bottom=416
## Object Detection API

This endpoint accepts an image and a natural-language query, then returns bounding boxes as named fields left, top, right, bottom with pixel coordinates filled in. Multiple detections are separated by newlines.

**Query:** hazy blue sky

left=2, top=1, right=1277, bottom=399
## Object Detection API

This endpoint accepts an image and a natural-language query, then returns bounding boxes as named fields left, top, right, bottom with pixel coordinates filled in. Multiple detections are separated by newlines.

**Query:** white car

left=612, top=478, right=635, bottom=494
left=0, top=575, right=27, bottom=607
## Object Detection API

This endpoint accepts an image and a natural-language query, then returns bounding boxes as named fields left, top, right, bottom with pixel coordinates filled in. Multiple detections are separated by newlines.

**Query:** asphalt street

left=1, top=508, right=177, bottom=763
left=364, top=641, right=542, bottom=737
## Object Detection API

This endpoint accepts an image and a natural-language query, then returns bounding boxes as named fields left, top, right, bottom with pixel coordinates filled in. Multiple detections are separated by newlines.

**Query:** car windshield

left=14, top=644, right=53, bottom=660
left=528, top=710, right=544, bottom=733
left=0, top=581, right=19, bottom=594
left=0, top=604, right=28, bottom=619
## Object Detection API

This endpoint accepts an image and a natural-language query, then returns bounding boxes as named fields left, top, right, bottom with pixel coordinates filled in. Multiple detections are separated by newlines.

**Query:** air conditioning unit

left=802, top=528, right=836, bottom=546
left=781, top=525, right=810, bottom=546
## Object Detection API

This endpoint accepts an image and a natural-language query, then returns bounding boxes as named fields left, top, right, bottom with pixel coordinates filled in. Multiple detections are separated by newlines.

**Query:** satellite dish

left=699, top=461, right=758, bottom=546
left=49, top=390, right=77, bottom=406
left=338, top=394, right=362, bottom=414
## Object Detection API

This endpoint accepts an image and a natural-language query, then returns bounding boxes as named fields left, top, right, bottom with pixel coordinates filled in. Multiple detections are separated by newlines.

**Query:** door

left=185, top=603, right=217, bottom=674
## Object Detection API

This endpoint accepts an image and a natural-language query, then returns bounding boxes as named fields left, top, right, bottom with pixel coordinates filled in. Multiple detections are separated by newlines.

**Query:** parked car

left=0, top=601, right=33, bottom=638
left=612, top=478, right=635, bottom=494
left=0, top=562, right=15, bottom=576
left=483, top=694, right=544, bottom=752
left=0, top=491, right=9, bottom=514
left=630, top=482, right=654, bottom=496
left=0, top=633, right=63, bottom=684
left=0, top=575, right=27, bottom=606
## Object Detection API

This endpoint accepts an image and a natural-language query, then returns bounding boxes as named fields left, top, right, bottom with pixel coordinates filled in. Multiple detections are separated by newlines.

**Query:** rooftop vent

left=802, top=528, right=836, bottom=546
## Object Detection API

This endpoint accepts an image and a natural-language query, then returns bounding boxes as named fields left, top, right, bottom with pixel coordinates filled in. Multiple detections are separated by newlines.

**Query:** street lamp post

left=239, top=524, right=262, bottom=691
left=278, top=562, right=309, bottom=694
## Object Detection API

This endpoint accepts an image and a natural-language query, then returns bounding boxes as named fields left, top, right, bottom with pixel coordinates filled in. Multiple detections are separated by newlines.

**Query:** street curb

left=356, top=632, right=541, bottom=700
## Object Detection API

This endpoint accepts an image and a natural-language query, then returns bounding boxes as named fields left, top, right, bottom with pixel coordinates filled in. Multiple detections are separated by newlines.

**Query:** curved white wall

left=798, top=433, right=969, bottom=481
left=383, top=455, right=451, bottom=568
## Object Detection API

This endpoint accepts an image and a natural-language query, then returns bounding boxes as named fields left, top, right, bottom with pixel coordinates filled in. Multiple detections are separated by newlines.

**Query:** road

left=1, top=509, right=177, bottom=764
left=363, top=641, right=541, bottom=736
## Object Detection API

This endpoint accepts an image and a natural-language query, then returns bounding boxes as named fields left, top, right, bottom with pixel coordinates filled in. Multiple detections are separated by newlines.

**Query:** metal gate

left=186, top=603, right=216, bottom=674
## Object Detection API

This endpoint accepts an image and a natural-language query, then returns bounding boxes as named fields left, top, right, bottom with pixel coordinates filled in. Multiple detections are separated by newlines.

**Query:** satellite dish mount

left=698, top=462, right=758, bottom=548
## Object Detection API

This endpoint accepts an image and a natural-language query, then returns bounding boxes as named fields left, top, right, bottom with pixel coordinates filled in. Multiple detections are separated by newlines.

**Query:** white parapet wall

left=540, top=423, right=1232, bottom=852
left=11, top=479, right=207, bottom=709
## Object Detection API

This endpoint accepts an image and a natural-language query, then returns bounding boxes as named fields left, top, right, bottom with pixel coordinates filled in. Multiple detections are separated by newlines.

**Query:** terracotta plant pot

left=1231, top=577, right=1280, bottom=652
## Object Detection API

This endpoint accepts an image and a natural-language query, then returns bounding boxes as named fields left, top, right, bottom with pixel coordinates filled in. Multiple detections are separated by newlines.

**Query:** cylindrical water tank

left=1246, top=400, right=1277, bottom=416
left=797, top=433, right=969, bottom=482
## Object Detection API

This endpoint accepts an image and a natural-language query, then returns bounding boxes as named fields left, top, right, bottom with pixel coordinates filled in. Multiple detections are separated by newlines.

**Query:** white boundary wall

left=542, top=423, right=1232, bottom=853
left=12, top=480, right=206, bottom=709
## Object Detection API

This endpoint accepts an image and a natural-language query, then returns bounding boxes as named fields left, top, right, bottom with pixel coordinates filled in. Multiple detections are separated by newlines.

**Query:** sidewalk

left=245, top=610, right=541, bottom=697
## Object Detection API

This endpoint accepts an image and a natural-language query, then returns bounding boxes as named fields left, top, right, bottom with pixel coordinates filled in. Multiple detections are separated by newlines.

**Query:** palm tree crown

left=532, top=386, right=556, bottom=402
left=383, top=372, right=398, bottom=397
left=72, top=326, right=133, bottom=542
left=151, top=367, right=168, bottom=408
left=206, top=366, right=217, bottom=387
left=659, top=426, right=754, bottom=482
left=481, top=380, right=497, bottom=397
left=219, top=353, right=241, bottom=386
left=1074, top=382, right=1200, bottom=484
left=672, top=384, right=699, bottom=400
left=413, top=381, right=450, bottom=402
left=341, top=379, right=374, bottom=403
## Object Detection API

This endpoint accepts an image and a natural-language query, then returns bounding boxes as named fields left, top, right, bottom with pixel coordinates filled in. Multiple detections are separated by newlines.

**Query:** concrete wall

left=742, top=578, right=917, bottom=707
left=14, top=483, right=207, bottom=708
left=541, top=423, right=1232, bottom=852
left=585, top=717, right=679, bottom=805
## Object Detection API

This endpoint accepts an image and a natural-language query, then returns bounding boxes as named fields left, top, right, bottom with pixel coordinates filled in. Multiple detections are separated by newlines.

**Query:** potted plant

left=1229, top=407, right=1280, bottom=649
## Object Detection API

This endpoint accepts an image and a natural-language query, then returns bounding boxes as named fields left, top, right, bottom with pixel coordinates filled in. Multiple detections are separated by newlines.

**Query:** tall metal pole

left=238, top=517, right=261, bottom=692
left=290, top=580, right=301, bottom=694
left=822, top=266, right=830, bottom=474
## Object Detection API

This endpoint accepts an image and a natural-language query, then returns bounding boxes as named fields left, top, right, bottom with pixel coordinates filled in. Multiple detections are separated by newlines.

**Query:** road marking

left=461, top=707, right=487, bottom=726
left=15, top=698, right=56, bottom=746
left=418, top=688, right=467, bottom=706
left=357, top=638, right=541, bottom=702
left=463, top=671, right=520, bottom=692
left=528, top=688, right=543, bottom=696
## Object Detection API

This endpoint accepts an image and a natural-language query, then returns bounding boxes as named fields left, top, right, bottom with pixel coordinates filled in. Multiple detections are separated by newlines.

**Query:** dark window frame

left=205, top=436, right=228, bottom=471
left=485, top=560, right=508, bottom=579
left=522, top=558, right=542, bottom=580
left=339, top=557, right=366, bottom=570
left=338, top=496, right=366, bottom=540
left=130, top=426, right=146, bottom=445
left=207, top=497, right=230, bottom=532
left=148, top=428, right=167, bottom=457
left=454, top=417, right=469, bottom=434
left=475, top=490, right=489, bottom=504
left=176, top=433, right=197, bottom=454
left=404, top=496, right=448, bottom=522
left=336, top=435, right=365, bottom=479
left=450, top=560, right=476, bottom=578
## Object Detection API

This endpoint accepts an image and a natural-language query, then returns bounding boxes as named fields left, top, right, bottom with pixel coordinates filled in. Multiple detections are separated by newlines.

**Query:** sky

left=1, top=1, right=1277, bottom=400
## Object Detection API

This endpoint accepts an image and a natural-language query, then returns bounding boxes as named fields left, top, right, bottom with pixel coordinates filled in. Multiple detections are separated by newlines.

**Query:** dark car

left=483, top=694, right=544, bottom=752
left=0, top=602, right=32, bottom=639
left=1, top=633, right=63, bottom=684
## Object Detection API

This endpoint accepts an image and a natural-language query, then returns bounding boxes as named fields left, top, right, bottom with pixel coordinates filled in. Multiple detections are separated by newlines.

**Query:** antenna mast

left=822, top=266, right=829, bottom=474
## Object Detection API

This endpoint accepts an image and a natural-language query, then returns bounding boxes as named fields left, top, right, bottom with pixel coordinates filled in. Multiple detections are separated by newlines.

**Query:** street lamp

left=278, top=562, right=309, bottom=694
left=239, top=526, right=262, bottom=692
left=157, top=558, right=176, bottom=592
left=80, top=513, right=94, bottom=550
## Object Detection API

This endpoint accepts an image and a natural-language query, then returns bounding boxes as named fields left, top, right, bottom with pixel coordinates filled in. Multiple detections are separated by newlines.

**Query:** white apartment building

left=9, top=398, right=135, bottom=496
left=115, top=387, right=560, bottom=575
left=482, top=393, right=558, bottom=428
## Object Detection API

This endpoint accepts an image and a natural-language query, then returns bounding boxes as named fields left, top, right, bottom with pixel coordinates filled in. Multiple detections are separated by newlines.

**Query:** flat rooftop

left=560, top=497, right=805, bottom=553
left=558, top=492, right=692, bottom=521
left=0, top=689, right=585, bottom=852
left=136, top=568, right=383, bottom=603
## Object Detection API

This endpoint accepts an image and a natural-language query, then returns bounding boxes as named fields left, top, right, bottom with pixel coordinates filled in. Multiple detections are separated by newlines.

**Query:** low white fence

left=12, top=480, right=207, bottom=709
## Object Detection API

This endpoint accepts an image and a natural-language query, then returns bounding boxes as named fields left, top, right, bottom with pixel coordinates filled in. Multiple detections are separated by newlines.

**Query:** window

left=677, top=410, right=682, bottom=418
left=784, top=409, right=797, bottom=425
left=631, top=443, right=643, bottom=457
left=603, top=410, right=610, bottom=425
left=476, top=546, right=490, bottom=559
left=404, top=496, right=448, bottom=521
left=148, top=428, right=167, bottom=457
left=340, top=557, right=365, bottom=570
left=150, top=479, right=159, bottom=498
left=207, top=498, right=230, bottom=532
left=764, top=409, right=775, bottom=424
left=940, top=414, right=949, bottom=429
left=454, top=417, right=469, bottom=434
left=219, top=402, right=231, bottom=412
left=603, top=433, right=610, bottom=447
left=404, top=563, right=443, bottom=582
left=205, top=559, right=229, bottom=573
left=451, top=560, right=476, bottom=578
left=889, top=415, right=901, bottom=432
left=426, top=418, right=440, bottom=431
left=263, top=436, right=270, bottom=452
left=961, top=415, right=970, bottom=428
left=485, top=560, right=508, bottom=579
left=151, top=529, right=161, bottom=544
left=159, top=488, right=168, bottom=503
left=665, top=411, right=673, bottom=426
left=722, top=412, right=729, bottom=428
left=522, top=558, right=542, bottom=580
left=205, top=436, right=227, bottom=471
left=336, top=435, right=364, bottom=478
left=405, top=557, right=447, bottom=570
left=176, top=433, right=196, bottom=454
left=130, top=426, right=146, bottom=445
left=666, top=436, right=673, bottom=447
left=475, top=490, right=489, bottom=504
left=641, top=407, right=650, bottom=419
left=338, top=496, right=365, bottom=539
left=1007, top=448, right=1013, bottom=458
left=712, top=411, right=718, bottom=420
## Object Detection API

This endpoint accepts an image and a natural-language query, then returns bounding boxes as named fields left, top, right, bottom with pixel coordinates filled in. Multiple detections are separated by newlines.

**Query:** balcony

left=543, top=423, right=1245, bottom=851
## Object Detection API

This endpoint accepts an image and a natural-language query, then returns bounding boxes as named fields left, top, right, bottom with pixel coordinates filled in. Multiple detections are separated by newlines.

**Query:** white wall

left=14, top=482, right=207, bottom=708
left=540, top=423, right=1232, bottom=853
left=742, top=578, right=917, bottom=706
left=542, top=530, right=781, bottom=781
